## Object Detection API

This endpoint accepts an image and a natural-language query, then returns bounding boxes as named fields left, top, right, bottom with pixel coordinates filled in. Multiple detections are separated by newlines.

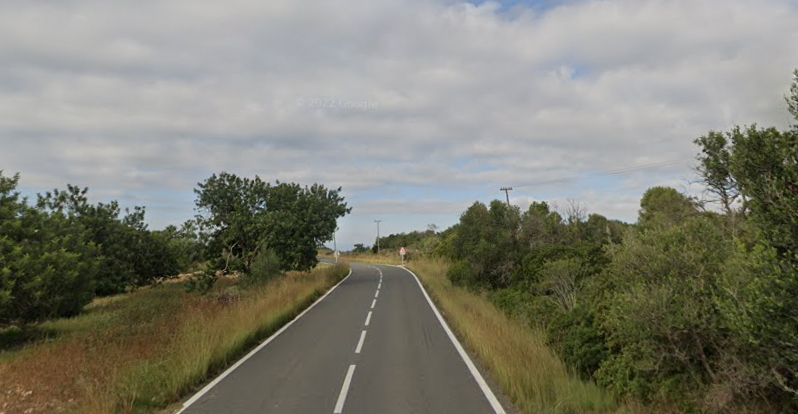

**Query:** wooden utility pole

left=500, top=187, right=513, bottom=207
left=374, top=219, right=382, bottom=254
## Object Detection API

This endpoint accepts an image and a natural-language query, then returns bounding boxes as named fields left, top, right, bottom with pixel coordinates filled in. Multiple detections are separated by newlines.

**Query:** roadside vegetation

left=0, top=170, right=351, bottom=412
left=360, top=70, right=798, bottom=413
left=0, top=263, right=349, bottom=414
left=408, top=259, right=629, bottom=414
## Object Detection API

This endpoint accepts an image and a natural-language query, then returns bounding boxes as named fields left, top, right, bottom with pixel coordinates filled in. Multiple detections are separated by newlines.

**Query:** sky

left=1, top=0, right=797, bottom=250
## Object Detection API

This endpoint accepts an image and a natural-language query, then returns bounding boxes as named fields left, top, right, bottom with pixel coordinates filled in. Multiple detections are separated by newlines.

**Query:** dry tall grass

left=0, top=264, right=348, bottom=414
left=407, top=259, right=636, bottom=414
left=349, top=254, right=401, bottom=265
left=319, top=250, right=403, bottom=266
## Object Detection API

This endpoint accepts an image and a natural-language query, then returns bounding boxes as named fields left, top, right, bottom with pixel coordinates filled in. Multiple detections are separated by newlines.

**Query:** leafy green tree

left=518, top=201, right=564, bottom=249
left=256, top=181, right=351, bottom=271
left=445, top=201, right=520, bottom=289
left=715, top=125, right=798, bottom=401
left=352, top=243, right=370, bottom=253
left=374, top=229, right=441, bottom=257
left=155, top=220, right=204, bottom=272
left=727, top=126, right=798, bottom=258
left=38, top=186, right=176, bottom=295
left=194, top=173, right=270, bottom=272
left=638, top=186, right=697, bottom=229
left=194, top=172, right=350, bottom=275
left=583, top=214, right=617, bottom=244
left=0, top=172, right=98, bottom=323
left=694, top=131, right=742, bottom=217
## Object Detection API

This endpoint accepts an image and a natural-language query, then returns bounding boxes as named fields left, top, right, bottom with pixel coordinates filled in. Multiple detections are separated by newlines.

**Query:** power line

left=397, top=158, right=691, bottom=215
left=510, top=158, right=690, bottom=190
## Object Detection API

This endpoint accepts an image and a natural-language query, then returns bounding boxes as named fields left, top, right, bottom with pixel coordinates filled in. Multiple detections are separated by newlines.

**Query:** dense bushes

left=0, top=176, right=99, bottom=322
left=427, top=74, right=798, bottom=412
left=435, top=180, right=796, bottom=410
left=597, top=218, right=733, bottom=403
left=437, top=187, right=796, bottom=410
left=1, top=170, right=352, bottom=322
left=0, top=172, right=200, bottom=324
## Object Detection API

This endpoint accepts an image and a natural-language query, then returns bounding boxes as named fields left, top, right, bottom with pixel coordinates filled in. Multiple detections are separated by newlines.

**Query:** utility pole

left=500, top=187, right=513, bottom=207
left=374, top=219, right=381, bottom=255
left=333, top=228, right=338, bottom=264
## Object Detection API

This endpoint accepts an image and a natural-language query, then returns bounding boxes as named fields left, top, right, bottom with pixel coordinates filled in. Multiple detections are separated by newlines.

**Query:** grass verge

left=407, top=258, right=636, bottom=414
left=0, top=263, right=349, bottom=414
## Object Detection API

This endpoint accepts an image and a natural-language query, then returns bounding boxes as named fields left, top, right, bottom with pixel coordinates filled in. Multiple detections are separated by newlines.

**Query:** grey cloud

left=1, top=0, right=796, bottom=231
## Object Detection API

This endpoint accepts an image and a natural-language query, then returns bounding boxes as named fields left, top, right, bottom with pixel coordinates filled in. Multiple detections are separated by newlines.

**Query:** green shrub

left=596, top=217, right=733, bottom=406
left=241, top=249, right=282, bottom=287
left=184, top=271, right=217, bottom=294
left=488, top=288, right=526, bottom=317
left=547, top=305, right=609, bottom=381
left=446, top=259, right=476, bottom=287
left=1, top=172, right=100, bottom=323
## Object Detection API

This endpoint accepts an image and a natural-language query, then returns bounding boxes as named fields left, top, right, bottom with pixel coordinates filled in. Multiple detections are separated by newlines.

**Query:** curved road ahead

left=178, top=262, right=508, bottom=414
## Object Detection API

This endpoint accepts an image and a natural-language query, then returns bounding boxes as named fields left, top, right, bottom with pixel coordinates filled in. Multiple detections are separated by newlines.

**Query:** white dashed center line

left=365, top=311, right=372, bottom=326
left=355, top=330, right=367, bottom=353
left=333, top=365, right=356, bottom=413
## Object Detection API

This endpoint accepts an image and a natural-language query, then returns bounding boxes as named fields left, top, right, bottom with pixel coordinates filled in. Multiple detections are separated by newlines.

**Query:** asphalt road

left=178, top=262, right=507, bottom=414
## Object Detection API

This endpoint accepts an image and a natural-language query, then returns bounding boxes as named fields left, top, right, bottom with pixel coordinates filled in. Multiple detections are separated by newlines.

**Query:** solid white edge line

left=176, top=268, right=353, bottom=414
left=392, top=265, right=507, bottom=414
left=365, top=311, right=372, bottom=326
left=355, top=330, right=367, bottom=353
left=334, top=364, right=357, bottom=413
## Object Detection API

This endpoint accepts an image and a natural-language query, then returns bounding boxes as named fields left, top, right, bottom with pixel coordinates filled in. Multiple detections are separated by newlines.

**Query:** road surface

left=178, top=262, right=508, bottom=414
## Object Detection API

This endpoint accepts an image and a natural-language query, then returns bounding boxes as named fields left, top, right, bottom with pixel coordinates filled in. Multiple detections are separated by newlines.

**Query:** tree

left=518, top=201, right=564, bottom=249
left=722, top=126, right=798, bottom=398
left=194, top=172, right=351, bottom=275
left=565, top=198, right=588, bottom=242
left=38, top=185, right=176, bottom=295
left=446, top=200, right=520, bottom=289
left=352, top=243, right=370, bottom=253
left=694, top=131, right=743, bottom=217
left=194, top=172, right=271, bottom=272
left=583, top=214, right=611, bottom=244
left=155, top=220, right=204, bottom=272
left=0, top=171, right=99, bottom=323
left=257, top=181, right=351, bottom=271
left=787, top=68, right=798, bottom=123
left=638, top=186, right=697, bottom=229
left=727, top=126, right=798, bottom=258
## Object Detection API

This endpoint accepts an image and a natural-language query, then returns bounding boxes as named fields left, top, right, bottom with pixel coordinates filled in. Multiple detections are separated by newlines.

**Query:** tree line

left=371, top=70, right=798, bottom=412
left=0, top=172, right=350, bottom=324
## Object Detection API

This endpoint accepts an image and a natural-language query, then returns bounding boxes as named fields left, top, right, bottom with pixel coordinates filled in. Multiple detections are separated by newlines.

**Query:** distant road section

left=178, top=262, right=508, bottom=414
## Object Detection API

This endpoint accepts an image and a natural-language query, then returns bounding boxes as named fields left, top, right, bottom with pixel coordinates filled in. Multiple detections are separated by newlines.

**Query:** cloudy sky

left=1, top=0, right=796, bottom=249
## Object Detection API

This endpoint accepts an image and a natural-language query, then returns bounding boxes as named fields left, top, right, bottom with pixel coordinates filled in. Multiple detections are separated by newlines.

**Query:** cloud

left=1, top=0, right=796, bottom=241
